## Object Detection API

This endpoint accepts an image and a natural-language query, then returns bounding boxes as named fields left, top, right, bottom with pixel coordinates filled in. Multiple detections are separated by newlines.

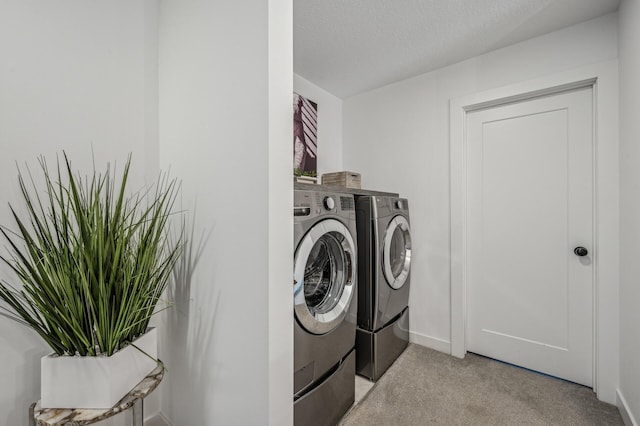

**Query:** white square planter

left=40, top=327, right=158, bottom=409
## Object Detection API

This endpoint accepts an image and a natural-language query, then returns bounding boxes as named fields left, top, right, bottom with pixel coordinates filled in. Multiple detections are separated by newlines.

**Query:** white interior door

left=466, top=87, right=593, bottom=387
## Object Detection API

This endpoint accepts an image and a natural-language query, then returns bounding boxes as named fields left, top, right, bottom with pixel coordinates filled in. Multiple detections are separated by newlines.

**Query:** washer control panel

left=323, top=196, right=335, bottom=210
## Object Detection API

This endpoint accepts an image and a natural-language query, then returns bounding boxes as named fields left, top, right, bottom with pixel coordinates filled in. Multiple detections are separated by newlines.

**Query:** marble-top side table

left=29, top=362, right=164, bottom=426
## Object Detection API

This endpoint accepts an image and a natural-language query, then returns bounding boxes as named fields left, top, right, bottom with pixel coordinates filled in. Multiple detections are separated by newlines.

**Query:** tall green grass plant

left=0, top=153, right=182, bottom=356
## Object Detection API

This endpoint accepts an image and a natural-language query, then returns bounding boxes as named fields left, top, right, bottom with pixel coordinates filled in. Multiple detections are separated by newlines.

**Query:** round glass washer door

left=294, top=219, right=356, bottom=335
left=383, top=215, right=412, bottom=290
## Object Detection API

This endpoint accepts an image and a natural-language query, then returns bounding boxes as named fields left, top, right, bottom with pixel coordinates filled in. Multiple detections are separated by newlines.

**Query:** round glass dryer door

left=383, top=215, right=412, bottom=289
left=294, top=219, right=356, bottom=335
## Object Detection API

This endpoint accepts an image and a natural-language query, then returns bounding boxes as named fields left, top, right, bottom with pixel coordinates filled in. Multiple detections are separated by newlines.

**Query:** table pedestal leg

left=29, top=403, right=36, bottom=426
left=132, top=398, right=144, bottom=426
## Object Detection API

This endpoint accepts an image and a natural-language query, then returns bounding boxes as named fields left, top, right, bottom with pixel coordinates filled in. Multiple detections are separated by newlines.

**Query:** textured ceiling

left=294, top=0, right=620, bottom=98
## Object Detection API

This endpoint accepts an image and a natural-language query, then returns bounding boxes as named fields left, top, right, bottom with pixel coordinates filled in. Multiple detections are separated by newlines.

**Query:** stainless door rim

left=383, top=215, right=411, bottom=290
left=294, top=219, right=356, bottom=335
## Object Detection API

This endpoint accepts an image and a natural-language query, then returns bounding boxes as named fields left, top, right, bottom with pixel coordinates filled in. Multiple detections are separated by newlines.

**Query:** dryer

left=355, top=195, right=411, bottom=381
left=293, top=189, right=358, bottom=426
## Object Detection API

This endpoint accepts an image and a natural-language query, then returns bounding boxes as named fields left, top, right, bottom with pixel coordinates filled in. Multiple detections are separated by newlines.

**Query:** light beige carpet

left=340, top=344, right=623, bottom=426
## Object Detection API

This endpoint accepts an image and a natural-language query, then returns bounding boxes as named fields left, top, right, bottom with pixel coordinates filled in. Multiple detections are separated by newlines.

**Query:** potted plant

left=294, top=168, right=318, bottom=184
left=0, top=153, right=182, bottom=409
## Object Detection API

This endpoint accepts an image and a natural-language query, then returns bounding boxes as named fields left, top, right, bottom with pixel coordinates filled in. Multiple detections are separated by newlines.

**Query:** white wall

left=0, top=2, right=292, bottom=424
left=294, top=74, right=343, bottom=175
left=157, top=1, right=292, bottom=425
left=343, top=12, right=618, bottom=389
left=617, top=0, right=640, bottom=424
left=0, top=2, right=156, bottom=425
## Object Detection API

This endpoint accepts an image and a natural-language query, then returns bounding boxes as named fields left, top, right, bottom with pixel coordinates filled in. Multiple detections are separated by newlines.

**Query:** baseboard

left=617, top=389, right=638, bottom=426
left=145, top=412, right=172, bottom=426
left=409, top=331, right=451, bottom=354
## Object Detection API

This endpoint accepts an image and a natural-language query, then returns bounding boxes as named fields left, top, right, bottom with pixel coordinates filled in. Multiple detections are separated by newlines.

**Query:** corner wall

left=157, top=1, right=292, bottom=424
left=0, top=2, right=156, bottom=425
left=343, top=13, right=619, bottom=400
left=617, top=0, right=640, bottom=423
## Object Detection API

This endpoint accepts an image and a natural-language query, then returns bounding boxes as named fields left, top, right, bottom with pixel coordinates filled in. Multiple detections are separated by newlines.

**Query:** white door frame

left=449, top=61, right=619, bottom=404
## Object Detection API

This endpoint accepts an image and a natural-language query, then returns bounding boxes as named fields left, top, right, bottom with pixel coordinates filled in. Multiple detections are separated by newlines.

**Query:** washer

left=293, top=189, right=358, bottom=426
left=355, top=195, right=411, bottom=381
